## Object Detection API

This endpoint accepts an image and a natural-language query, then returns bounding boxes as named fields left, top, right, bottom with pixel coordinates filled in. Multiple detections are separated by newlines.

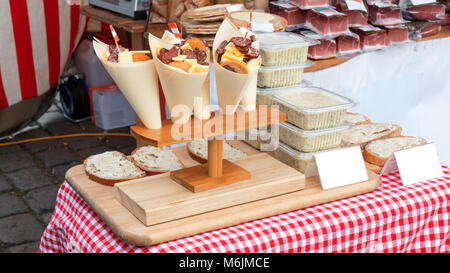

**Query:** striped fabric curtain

left=0, top=0, right=89, bottom=111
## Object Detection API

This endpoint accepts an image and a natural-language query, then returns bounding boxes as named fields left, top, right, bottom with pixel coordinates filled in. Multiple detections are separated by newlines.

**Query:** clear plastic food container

left=243, top=126, right=278, bottom=151
left=271, top=86, right=355, bottom=130
left=279, top=121, right=348, bottom=152
left=257, top=61, right=313, bottom=88
left=275, top=142, right=336, bottom=173
left=256, top=80, right=311, bottom=105
left=258, top=32, right=317, bottom=67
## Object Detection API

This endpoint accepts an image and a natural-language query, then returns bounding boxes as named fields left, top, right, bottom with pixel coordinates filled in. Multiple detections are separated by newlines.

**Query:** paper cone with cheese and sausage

left=93, top=40, right=162, bottom=129
left=213, top=18, right=261, bottom=114
left=148, top=32, right=211, bottom=124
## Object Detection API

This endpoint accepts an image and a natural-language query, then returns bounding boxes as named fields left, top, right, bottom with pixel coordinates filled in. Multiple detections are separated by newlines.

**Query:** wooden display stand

left=65, top=141, right=380, bottom=246
left=130, top=104, right=286, bottom=193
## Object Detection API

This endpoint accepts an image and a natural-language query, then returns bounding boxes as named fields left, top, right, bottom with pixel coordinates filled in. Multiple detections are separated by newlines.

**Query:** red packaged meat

left=384, top=24, right=409, bottom=44
left=336, top=0, right=369, bottom=27
left=368, top=2, right=402, bottom=25
left=269, top=1, right=308, bottom=28
left=403, top=3, right=446, bottom=21
left=336, top=32, right=361, bottom=55
left=300, top=30, right=337, bottom=59
left=406, top=21, right=441, bottom=40
left=441, top=12, right=450, bottom=25
left=305, top=8, right=349, bottom=36
left=351, top=25, right=388, bottom=51
left=291, top=0, right=330, bottom=9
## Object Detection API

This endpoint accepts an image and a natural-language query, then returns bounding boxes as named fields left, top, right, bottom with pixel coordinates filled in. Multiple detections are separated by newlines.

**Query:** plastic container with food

left=243, top=126, right=278, bottom=151
left=271, top=86, right=355, bottom=130
left=258, top=32, right=318, bottom=66
left=279, top=121, right=349, bottom=152
left=275, top=142, right=338, bottom=173
left=257, top=61, right=313, bottom=88
left=256, top=80, right=312, bottom=106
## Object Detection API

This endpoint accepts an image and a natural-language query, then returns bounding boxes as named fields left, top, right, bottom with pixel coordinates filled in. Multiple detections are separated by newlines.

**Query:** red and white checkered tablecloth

left=39, top=165, right=450, bottom=253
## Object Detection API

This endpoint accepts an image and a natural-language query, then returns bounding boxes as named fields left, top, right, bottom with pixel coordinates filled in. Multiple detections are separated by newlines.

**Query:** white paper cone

left=239, top=76, right=257, bottom=111
left=148, top=33, right=210, bottom=124
left=213, top=18, right=261, bottom=115
left=93, top=41, right=162, bottom=129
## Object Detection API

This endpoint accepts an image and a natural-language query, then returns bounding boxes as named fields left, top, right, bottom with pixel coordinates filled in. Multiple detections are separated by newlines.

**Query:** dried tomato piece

left=159, top=46, right=179, bottom=64
left=230, top=37, right=252, bottom=53
left=181, top=49, right=196, bottom=60
left=193, top=48, right=208, bottom=65
left=247, top=47, right=259, bottom=59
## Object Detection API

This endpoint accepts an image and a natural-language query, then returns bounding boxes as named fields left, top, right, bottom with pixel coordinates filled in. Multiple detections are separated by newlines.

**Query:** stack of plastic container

left=243, top=31, right=316, bottom=150
left=271, top=86, right=355, bottom=173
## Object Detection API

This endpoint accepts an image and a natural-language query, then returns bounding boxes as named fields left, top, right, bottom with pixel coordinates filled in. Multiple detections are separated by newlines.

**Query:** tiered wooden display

left=65, top=106, right=380, bottom=246
left=130, top=105, right=287, bottom=193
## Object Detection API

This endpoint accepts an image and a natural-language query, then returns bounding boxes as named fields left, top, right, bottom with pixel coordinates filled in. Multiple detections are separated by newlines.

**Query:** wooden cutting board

left=65, top=141, right=380, bottom=246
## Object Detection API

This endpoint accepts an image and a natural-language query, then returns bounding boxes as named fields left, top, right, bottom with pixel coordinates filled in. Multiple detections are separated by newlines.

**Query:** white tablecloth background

left=302, top=37, right=450, bottom=164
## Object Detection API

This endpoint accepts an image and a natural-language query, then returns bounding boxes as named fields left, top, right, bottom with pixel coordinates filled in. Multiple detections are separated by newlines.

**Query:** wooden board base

left=65, top=141, right=380, bottom=246
left=114, top=153, right=305, bottom=226
left=170, top=159, right=252, bottom=193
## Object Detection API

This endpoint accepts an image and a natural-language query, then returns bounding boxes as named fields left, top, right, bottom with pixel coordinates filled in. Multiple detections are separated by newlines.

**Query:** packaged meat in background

left=351, top=25, right=389, bottom=51
left=336, top=32, right=361, bottom=55
left=368, top=2, right=402, bottom=25
left=305, top=8, right=350, bottom=36
left=383, top=24, right=409, bottom=44
left=406, top=21, right=441, bottom=40
left=291, top=0, right=330, bottom=9
left=336, top=0, right=369, bottom=27
left=299, top=30, right=338, bottom=59
left=437, top=0, right=450, bottom=11
left=269, top=1, right=308, bottom=29
left=441, top=12, right=450, bottom=25
left=403, top=2, right=446, bottom=21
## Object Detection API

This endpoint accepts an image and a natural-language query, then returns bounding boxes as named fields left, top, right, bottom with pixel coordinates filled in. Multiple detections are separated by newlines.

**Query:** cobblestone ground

left=0, top=115, right=136, bottom=253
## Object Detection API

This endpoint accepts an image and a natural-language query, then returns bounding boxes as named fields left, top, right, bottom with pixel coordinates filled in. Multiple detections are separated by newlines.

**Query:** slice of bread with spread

left=341, top=123, right=402, bottom=148
left=345, top=112, right=371, bottom=126
left=130, top=146, right=184, bottom=175
left=187, top=139, right=247, bottom=163
left=84, top=151, right=146, bottom=186
left=364, top=161, right=383, bottom=174
left=363, top=136, right=427, bottom=167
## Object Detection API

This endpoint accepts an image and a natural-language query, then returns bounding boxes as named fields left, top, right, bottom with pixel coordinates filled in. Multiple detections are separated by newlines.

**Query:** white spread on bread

left=189, top=139, right=247, bottom=160
left=342, top=123, right=396, bottom=144
left=345, top=112, right=369, bottom=125
left=131, top=146, right=183, bottom=171
left=366, top=137, right=426, bottom=158
left=85, top=151, right=145, bottom=179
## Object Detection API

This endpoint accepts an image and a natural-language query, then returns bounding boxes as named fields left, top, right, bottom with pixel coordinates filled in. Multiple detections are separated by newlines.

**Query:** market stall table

left=39, top=165, right=449, bottom=253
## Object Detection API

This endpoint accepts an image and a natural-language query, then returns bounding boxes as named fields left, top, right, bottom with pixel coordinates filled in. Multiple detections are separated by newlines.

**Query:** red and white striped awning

left=0, top=0, right=88, bottom=110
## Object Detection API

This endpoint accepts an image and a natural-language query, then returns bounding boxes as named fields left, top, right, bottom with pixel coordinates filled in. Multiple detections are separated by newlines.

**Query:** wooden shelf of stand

left=130, top=105, right=286, bottom=192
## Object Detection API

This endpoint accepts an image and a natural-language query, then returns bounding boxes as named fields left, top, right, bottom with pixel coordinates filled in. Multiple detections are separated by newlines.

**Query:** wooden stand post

left=208, top=138, right=223, bottom=178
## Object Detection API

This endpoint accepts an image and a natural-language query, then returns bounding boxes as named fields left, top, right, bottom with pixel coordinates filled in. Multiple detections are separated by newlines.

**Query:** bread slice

left=345, top=112, right=371, bottom=126
left=84, top=151, right=146, bottom=186
left=341, top=123, right=402, bottom=149
left=130, top=146, right=184, bottom=175
left=187, top=139, right=247, bottom=163
left=363, top=136, right=427, bottom=166
left=365, top=161, right=383, bottom=174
